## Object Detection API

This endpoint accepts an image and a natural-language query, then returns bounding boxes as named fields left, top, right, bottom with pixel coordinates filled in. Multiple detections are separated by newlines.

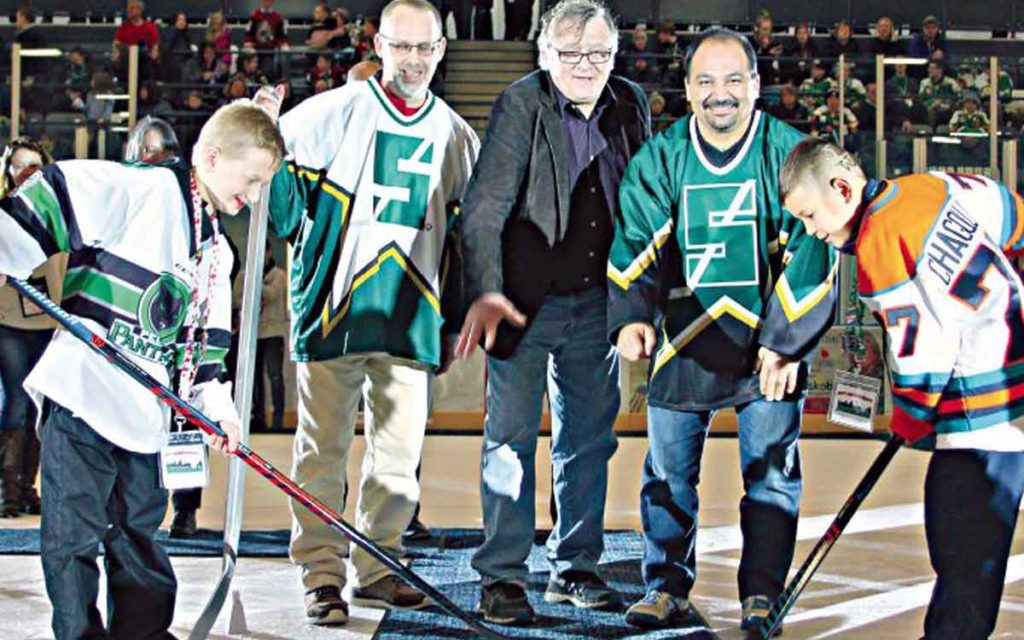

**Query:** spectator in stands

left=85, top=71, right=116, bottom=124
left=654, top=22, right=682, bottom=86
left=14, top=7, right=44, bottom=49
left=253, top=242, right=288, bottom=432
left=920, top=60, right=960, bottom=127
left=870, top=16, right=903, bottom=58
left=784, top=22, right=818, bottom=85
left=206, top=10, right=233, bottom=66
left=885, top=63, right=921, bottom=131
left=0, top=136, right=57, bottom=520
left=112, top=0, right=161, bottom=79
left=751, top=10, right=783, bottom=85
left=222, top=73, right=250, bottom=103
left=328, top=8, right=355, bottom=51
left=307, top=53, right=342, bottom=89
left=908, top=15, right=952, bottom=74
left=949, top=93, right=989, bottom=133
left=307, top=2, right=338, bottom=52
left=183, top=42, right=229, bottom=89
left=162, top=11, right=193, bottom=83
left=358, top=16, right=381, bottom=61
left=124, top=114, right=180, bottom=164
left=854, top=80, right=877, bottom=131
left=801, top=59, right=836, bottom=109
left=244, top=0, right=291, bottom=78
left=768, top=83, right=809, bottom=124
left=312, top=77, right=331, bottom=95
left=63, top=47, right=91, bottom=112
left=825, top=20, right=858, bottom=59
left=137, top=81, right=173, bottom=117
left=812, top=89, right=858, bottom=141
left=650, top=91, right=671, bottom=131
left=240, top=53, right=271, bottom=86
left=838, top=58, right=867, bottom=110
left=15, top=7, right=53, bottom=115
left=620, top=25, right=657, bottom=83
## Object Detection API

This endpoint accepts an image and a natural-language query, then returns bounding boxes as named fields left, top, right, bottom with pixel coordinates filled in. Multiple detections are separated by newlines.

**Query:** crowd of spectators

left=3, top=0, right=385, bottom=158
left=614, top=9, right=1018, bottom=141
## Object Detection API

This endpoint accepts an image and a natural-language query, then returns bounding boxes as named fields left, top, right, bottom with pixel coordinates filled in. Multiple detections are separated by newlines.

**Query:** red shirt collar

left=381, top=83, right=425, bottom=116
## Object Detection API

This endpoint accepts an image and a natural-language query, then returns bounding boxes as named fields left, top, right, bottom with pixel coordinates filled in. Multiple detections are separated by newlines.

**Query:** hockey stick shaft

left=9, top=277, right=508, bottom=640
left=759, top=434, right=904, bottom=638
left=190, top=185, right=270, bottom=640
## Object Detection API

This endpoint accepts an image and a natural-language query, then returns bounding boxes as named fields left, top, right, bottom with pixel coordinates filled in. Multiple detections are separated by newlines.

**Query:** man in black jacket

left=454, top=0, right=650, bottom=626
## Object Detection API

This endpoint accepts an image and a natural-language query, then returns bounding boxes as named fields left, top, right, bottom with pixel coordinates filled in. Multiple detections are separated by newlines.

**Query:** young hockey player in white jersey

left=0, top=100, right=284, bottom=640
left=781, top=137, right=1024, bottom=640
left=267, top=0, right=479, bottom=623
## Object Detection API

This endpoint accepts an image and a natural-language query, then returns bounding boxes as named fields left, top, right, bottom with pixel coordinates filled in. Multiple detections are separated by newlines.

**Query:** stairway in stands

left=444, top=40, right=536, bottom=139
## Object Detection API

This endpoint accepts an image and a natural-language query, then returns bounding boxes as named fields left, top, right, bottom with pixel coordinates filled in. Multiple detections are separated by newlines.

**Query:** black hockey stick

left=757, top=434, right=904, bottom=638
left=8, top=277, right=508, bottom=640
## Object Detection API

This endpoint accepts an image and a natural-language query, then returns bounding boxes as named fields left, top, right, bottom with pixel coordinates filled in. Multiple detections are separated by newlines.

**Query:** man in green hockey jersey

left=267, top=0, right=479, bottom=625
left=608, top=27, right=836, bottom=632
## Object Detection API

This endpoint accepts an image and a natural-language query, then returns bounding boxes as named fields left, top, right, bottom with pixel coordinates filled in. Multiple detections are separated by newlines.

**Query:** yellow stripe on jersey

left=651, top=297, right=762, bottom=377
left=608, top=219, right=674, bottom=290
left=773, top=259, right=839, bottom=321
left=320, top=246, right=441, bottom=338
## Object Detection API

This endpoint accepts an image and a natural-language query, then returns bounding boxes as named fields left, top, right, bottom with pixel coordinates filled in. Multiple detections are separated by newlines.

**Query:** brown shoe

left=352, top=575, right=429, bottom=610
left=304, top=585, right=349, bottom=626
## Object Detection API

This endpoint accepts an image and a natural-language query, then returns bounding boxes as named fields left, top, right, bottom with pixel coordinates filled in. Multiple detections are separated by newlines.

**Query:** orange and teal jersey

left=855, top=172, right=1024, bottom=451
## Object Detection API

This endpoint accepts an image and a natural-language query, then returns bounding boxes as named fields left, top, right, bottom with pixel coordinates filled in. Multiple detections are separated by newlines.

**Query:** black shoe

left=742, top=595, right=782, bottom=637
left=304, top=585, right=349, bottom=626
left=168, top=509, right=197, bottom=538
left=477, top=582, right=535, bottom=626
left=544, top=571, right=623, bottom=610
left=1, top=504, right=20, bottom=519
left=402, top=516, right=431, bottom=542
left=21, top=500, right=41, bottom=515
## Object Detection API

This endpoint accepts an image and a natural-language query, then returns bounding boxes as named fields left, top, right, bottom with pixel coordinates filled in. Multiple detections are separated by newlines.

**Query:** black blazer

left=461, top=70, right=651, bottom=358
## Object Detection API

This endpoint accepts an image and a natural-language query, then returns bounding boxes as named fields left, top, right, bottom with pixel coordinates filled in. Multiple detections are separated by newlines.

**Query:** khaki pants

left=289, top=353, right=429, bottom=590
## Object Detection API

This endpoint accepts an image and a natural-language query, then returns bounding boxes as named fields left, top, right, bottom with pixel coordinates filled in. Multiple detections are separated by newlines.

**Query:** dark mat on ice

left=375, top=528, right=717, bottom=639
left=0, top=527, right=293, bottom=557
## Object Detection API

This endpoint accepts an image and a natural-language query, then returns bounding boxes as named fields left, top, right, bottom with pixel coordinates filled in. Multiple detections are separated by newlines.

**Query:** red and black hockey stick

left=9, top=277, right=508, bottom=640
left=756, top=434, right=904, bottom=638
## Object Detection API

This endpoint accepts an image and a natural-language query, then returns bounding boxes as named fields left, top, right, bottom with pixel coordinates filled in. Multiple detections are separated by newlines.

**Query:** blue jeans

left=40, top=403, right=176, bottom=640
left=472, top=288, right=620, bottom=585
left=642, top=399, right=803, bottom=599
left=924, top=449, right=1024, bottom=640
left=0, top=324, right=52, bottom=430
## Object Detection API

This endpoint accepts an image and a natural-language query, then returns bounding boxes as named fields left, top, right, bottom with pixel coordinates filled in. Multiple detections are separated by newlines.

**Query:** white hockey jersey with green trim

left=269, top=76, right=480, bottom=366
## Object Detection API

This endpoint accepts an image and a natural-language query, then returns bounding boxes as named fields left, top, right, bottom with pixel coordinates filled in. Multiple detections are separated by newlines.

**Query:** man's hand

left=0, top=274, right=6, bottom=287
left=755, top=346, right=800, bottom=401
left=209, top=421, right=240, bottom=455
left=454, top=293, right=526, bottom=358
left=616, top=322, right=657, bottom=361
left=253, top=84, right=287, bottom=122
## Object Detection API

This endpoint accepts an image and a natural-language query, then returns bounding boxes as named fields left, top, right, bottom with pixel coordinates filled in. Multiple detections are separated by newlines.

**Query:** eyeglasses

left=552, top=48, right=614, bottom=65
left=378, top=33, right=443, bottom=57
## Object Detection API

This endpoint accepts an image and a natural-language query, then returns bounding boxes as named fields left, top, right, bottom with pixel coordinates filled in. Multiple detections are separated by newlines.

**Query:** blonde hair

left=194, top=100, right=285, bottom=169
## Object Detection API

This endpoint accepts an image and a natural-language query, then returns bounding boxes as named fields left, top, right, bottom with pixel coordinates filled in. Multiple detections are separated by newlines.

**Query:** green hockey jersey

left=269, top=77, right=480, bottom=366
left=608, top=111, right=837, bottom=410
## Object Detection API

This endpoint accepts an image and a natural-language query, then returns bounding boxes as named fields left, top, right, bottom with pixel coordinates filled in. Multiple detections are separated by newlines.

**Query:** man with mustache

left=266, top=0, right=479, bottom=625
left=609, top=27, right=836, bottom=632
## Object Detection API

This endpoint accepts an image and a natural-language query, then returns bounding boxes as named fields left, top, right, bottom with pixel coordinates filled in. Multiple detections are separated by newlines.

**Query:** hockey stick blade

left=9, top=278, right=509, bottom=640
left=187, top=546, right=237, bottom=640
left=757, top=435, right=904, bottom=638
